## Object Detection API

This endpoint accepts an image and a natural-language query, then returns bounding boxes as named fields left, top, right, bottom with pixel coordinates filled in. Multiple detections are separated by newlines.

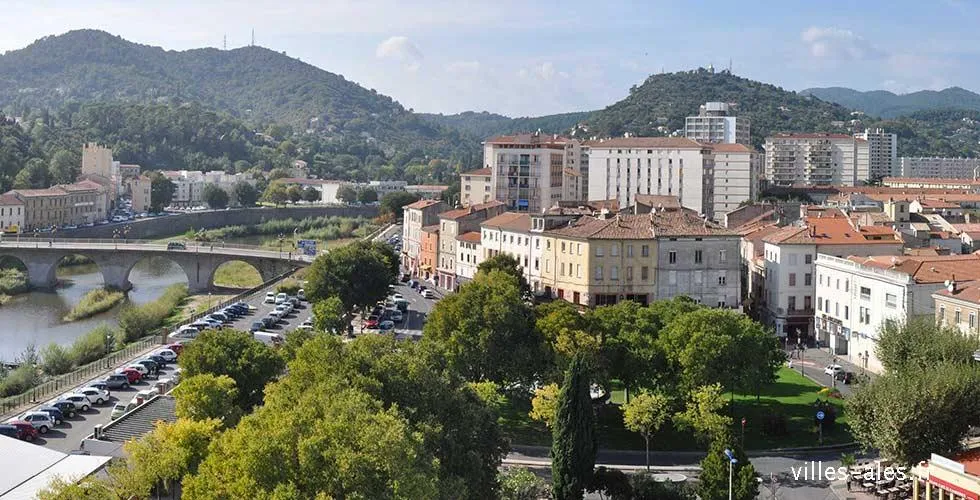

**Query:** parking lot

left=354, top=280, right=439, bottom=339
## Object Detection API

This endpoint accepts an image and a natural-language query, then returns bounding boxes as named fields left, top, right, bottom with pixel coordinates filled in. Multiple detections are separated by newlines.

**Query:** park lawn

left=499, top=367, right=852, bottom=452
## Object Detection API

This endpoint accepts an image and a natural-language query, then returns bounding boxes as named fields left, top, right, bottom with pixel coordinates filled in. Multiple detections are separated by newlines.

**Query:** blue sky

left=1, top=0, right=978, bottom=116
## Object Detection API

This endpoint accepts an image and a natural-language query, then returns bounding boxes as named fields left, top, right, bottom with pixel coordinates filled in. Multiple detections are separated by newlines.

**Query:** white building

left=585, top=137, right=715, bottom=219
left=896, top=157, right=980, bottom=179
left=814, top=253, right=980, bottom=373
left=368, top=180, right=409, bottom=199
left=480, top=212, right=533, bottom=278
left=711, top=143, right=761, bottom=221
left=763, top=134, right=870, bottom=186
left=485, top=133, right=584, bottom=213
left=855, top=128, right=897, bottom=179
left=455, top=231, right=482, bottom=285
left=684, top=101, right=751, bottom=145
left=460, top=168, right=493, bottom=206
left=0, top=193, right=24, bottom=233
left=162, top=170, right=256, bottom=206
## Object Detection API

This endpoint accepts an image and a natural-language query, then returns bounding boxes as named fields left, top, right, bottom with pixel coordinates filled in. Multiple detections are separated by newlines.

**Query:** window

left=719, top=249, right=727, bottom=262
left=694, top=250, right=703, bottom=264
left=789, top=273, right=797, bottom=286
left=561, top=242, right=566, bottom=253
left=836, top=279, right=840, bottom=290
left=718, top=272, right=727, bottom=286
left=611, top=245, right=619, bottom=257
left=819, top=275, right=823, bottom=286
left=805, top=254, right=812, bottom=264
left=939, top=305, right=946, bottom=324
left=668, top=251, right=677, bottom=264
left=595, top=266, right=603, bottom=280
left=577, top=264, right=581, bottom=278
left=805, top=273, right=812, bottom=286
left=804, top=296, right=812, bottom=311
left=717, top=300, right=726, bottom=308
left=641, top=266, right=649, bottom=280
left=845, top=280, right=850, bottom=292
left=817, top=297, right=823, bottom=311
left=971, top=312, right=977, bottom=330
left=577, top=243, right=581, bottom=256
left=885, top=293, right=897, bottom=309
left=844, top=306, right=849, bottom=320
left=595, top=245, right=604, bottom=257
left=627, top=245, right=634, bottom=257
left=560, top=262, right=565, bottom=276
left=955, top=309, right=962, bottom=324
left=835, top=302, right=839, bottom=316
left=641, top=245, right=649, bottom=257
left=694, top=270, right=703, bottom=284
left=547, top=240, right=551, bottom=250
left=627, top=267, right=634, bottom=281
left=788, top=296, right=796, bottom=311
left=860, top=287, right=871, bottom=300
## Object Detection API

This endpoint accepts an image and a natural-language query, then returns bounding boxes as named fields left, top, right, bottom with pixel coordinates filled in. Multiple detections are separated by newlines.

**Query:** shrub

left=70, top=325, right=116, bottom=366
left=0, top=268, right=28, bottom=295
left=588, top=467, right=633, bottom=499
left=276, top=278, right=301, bottom=295
left=0, top=364, right=40, bottom=397
left=499, top=467, right=549, bottom=500
left=40, top=342, right=74, bottom=375
left=118, top=284, right=188, bottom=343
left=63, top=289, right=125, bottom=321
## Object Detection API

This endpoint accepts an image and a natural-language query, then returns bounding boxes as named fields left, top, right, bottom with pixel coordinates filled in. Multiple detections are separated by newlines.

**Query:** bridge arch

left=210, top=260, right=264, bottom=290
left=0, top=255, right=31, bottom=293
left=123, top=255, right=190, bottom=296
left=49, top=253, right=104, bottom=289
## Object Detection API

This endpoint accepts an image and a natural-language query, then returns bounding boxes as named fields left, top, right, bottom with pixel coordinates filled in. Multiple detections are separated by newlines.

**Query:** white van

left=253, top=331, right=284, bottom=347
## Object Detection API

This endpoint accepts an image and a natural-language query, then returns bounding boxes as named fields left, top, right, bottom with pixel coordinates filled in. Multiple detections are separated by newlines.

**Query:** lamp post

left=123, top=225, right=131, bottom=244
left=724, top=448, right=738, bottom=500
left=278, top=233, right=285, bottom=258
left=112, top=228, right=120, bottom=250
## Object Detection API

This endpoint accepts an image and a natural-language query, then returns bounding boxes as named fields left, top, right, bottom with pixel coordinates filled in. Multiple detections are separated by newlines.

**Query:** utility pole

left=223, top=34, right=227, bottom=50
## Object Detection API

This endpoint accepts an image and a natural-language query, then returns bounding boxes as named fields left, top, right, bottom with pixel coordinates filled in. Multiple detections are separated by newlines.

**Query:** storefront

left=910, top=453, right=980, bottom=500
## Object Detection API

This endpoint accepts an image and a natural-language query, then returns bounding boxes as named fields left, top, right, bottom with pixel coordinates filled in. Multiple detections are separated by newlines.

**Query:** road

left=19, top=280, right=312, bottom=454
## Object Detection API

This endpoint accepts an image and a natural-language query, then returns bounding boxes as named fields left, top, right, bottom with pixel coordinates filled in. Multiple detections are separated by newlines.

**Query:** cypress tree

left=551, top=353, right=597, bottom=500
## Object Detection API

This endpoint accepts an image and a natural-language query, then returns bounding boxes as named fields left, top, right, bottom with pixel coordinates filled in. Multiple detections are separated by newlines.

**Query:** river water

left=0, top=258, right=188, bottom=363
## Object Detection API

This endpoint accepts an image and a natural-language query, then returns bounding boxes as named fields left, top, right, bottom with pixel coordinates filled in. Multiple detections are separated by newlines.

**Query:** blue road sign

left=297, top=239, right=317, bottom=256
left=816, top=411, right=825, bottom=421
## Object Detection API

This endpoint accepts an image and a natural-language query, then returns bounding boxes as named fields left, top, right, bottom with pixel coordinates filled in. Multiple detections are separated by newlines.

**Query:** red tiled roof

left=763, top=215, right=902, bottom=245
left=953, top=224, right=980, bottom=234
left=0, top=193, right=23, bottom=205
left=634, top=194, right=682, bottom=209
left=456, top=231, right=481, bottom=243
left=438, top=200, right=503, bottom=221
left=461, top=168, right=491, bottom=177
left=482, top=212, right=531, bottom=232
left=710, top=143, right=754, bottom=153
left=883, top=177, right=980, bottom=186
left=546, top=210, right=734, bottom=240
left=404, top=199, right=442, bottom=210
left=849, top=254, right=980, bottom=284
left=584, top=137, right=704, bottom=149
left=422, top=224, right=439, bottom=234
left=10, top=187, right=66, bottom=197
left=768, top=133, right=854, bottom=139
left=916, top=199, right=961, bottom=209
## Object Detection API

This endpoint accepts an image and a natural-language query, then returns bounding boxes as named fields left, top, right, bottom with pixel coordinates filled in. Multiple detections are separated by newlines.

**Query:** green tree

left=178, top=329, right=285, bottom=411
left=40, top=342, right=74, bottom=375
left=312, top=296, right=347, bottom=334
left=304, top=240, right=397, bottom=312
left=201, top=184, right=229, bottom=209
left=529, top=383, right=560, bottom=428
left=125, top=418, right=223, bottom=497
left=48, top=149, right=77, bottom=184
left=267, top=167, right=291, bottom=180
left=358, top=187, right=378, bottom=204
left=173, top=373, right=242, bottom=427
left=231, top=181, right=258, bottom=207
left=477, top=253, right=531, bottom=298
left=379, top=191, right=421, bottom=217
left=337, top=185, right=358, bottom=204
left=697, top=435, right=758, bottom=500
left=286, top=184, right=303, bottom=203
left=622, top=391, right=672, bottom=471
left=673, top=383, right=732, bottom=444
left=261, top=181, right=288, bottom=206
left=13, top=157, right=49, bottom=188
left=422, top=270, right=544, bottom=384
left=499, top=467, right=550, bottom=500
left=148, top=172, right=176, bottom=212
left=876, top=317, right=980, bottom=374
left=302, top=186, right=321, bottom=202
left=551, top=354, right=597, bottom=500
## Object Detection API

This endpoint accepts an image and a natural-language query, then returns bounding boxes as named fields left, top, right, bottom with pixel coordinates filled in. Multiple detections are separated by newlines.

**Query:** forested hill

left=801, top=86, right=980, bottom=118
left=580, top=69, right=854, bottom=148
left=0, top=29, right=471, bottom=159
left=419, top=110, right=593, bottom=140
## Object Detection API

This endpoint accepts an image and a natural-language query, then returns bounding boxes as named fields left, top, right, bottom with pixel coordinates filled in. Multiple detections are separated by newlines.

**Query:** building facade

left=933, top=279, right=980, bottom=338
left=585, top=137, right=715, bottom=218
left=436, top=201, right=505, bottom=291
left=0, top=194, right=24, bottom=233
left=855, top=128, right=897, bottom=179
left=485, top=133, right=583, bottom=213
left=419, top=225, right=440, bottom=282
left=684, top=101, right=751, bottom=145
left=401, top=199, right=449, bottom=277
left=711, top=143, right=760, bottom=221
left=460, top=168, right=493, bottom=206
left=7, top=180, right=108, bottom=230
left=896, top=156, right=980, bottom=179
left=455, top=232, right=482, bottom=286
left=125, top=175, right=152, bottom=213
left=763, top=134, right=870, bottom=186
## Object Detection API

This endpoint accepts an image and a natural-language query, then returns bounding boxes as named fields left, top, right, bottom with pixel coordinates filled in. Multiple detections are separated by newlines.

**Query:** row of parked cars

left=170, top=301, right=254, bottom=341
left=0, top=347, right=182, bottom=442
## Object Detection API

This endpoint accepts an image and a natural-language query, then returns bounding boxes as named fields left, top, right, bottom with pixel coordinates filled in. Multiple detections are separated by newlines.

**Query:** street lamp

left=112, top=228, right=120, bottom=249
left=724, top=448, right=738, bottom=500
left=278, top=233, right=285, bottom=258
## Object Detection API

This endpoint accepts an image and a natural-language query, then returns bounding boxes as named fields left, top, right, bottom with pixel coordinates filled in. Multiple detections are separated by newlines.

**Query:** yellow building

left=933, top=279, right=980, bottom=337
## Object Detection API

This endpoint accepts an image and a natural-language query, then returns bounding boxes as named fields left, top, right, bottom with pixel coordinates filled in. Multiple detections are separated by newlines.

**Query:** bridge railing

left=0, top=237, right=316, bottom=262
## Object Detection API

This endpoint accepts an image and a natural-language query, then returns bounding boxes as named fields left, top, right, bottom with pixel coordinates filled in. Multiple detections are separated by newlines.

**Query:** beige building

left=401, top=199, right=449, bottom=276
left=126, top=175, right=153, bottom=213
left=764, top=133, right=869, bottom=186
left=485, top=133, right=584, bottom=213
left=7, top=179, right=108, bottom=230
left=933, top=279, right=980, bottom=337
left=436, top=201, right=505, bottom=290
left=711, top=143, right=760, bottom=221
left=81, top=143, right=114, bottom=179
left=460, top=168, right=492, bottom=206
left=0, top=193, right=25, bottom=233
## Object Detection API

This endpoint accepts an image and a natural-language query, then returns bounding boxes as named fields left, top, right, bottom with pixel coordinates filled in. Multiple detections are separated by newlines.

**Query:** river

left=0, top=257, right=188, bottom=363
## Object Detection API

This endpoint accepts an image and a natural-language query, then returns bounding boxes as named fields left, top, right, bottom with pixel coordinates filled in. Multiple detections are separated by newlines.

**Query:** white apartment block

left=763, top=134, right=870, bottom=186
left=368, top=180, right=409, bottom=199
left=896, top=157, right=980, bottom=179
left=855, top=128, right=897, bottom=179
left=813, top=253, right=980, bottom=373
left=711, top=144, right=760, bottom=221
left=480, top=212, right=533, bottom=278
left=455, top=231, right=482, bottom=285
left=684, top=101, right=751, bottom=145
left=485, top=133, right=584, bottom=213
left=585, top=137, right=715, bottom=218
left=460, top=168, right=493, bottom=206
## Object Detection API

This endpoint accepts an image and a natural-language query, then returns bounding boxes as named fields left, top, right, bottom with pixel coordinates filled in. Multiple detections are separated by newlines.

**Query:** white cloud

left=445, top=60, right=481, bottom=74
left=801, top=26, right=885, bottom=61
left=536, top=62, right=556, bottom=80
left=375, top=35, right=422, bottom=72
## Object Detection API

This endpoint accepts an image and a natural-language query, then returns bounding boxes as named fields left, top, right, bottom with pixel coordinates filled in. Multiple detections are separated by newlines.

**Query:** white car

left=79, top=387, right=110, bottom=405
left=18, top=412, right=55, bottom=434
left=297, top=289, right=306, bottom=301
left=823, top=364, right=844, bottom=376
left=390, top=293, right=404, bottom=301
left=125, top=364, right=150, bottom=378
left=154, top=348, right=178, bottom=363
left=264, top=292, right=276, bottom=304
left=421, top=289, right=436, bottom=299
left=275, top=293, right=288, bottom=304
left=61, top=393, right=92, bottom=412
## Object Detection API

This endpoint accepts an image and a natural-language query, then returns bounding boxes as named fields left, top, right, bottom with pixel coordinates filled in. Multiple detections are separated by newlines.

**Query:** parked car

left=37, top=406, right=64, bottom=426
left=208, top=312, right=230, bottom=323
left=262, top=316, right=278, bottom=328
left=61, top=393, right=92, bottom=412
left=154, top=348, right=178, bottom=363
left=104, top=373, right=131, bottom=390
left=288, top=296, right=300, bottom=307
left=145, top=354, right=169, bottom=368
left=400, top=273, right=411, bottom=282
left=78, top=387, right=109, bottom=404
left=124, top=364, right=151, bottom=379
left=166, top=343, right=185, bottom=356
left=133, top=359, right=160, bottom=376
left=0, top=424, right=21, bottom=440
left=166, top=241, right=187, bottom=250
left=297, top=289, right=306, bottom=301
left=421, top=289, right=436, bottom=299
left=275, top=293, right=288, bottom=304
left=18, top=411, right=55, bottom=434
left=390, top=310, right=404, bottom=323
left=117, top=368, right=143, bottom=384
left=390, top=293, right=404, bottom=301
left=823, top=364, right=843, bottom=376
left=110, top=403, right=128, bottom=420
left=835, top=371, right=856, bottom=385
left=87, top=381, right=111, bottom=395
left=49, top=400, right=77, bottom=418
left=364, top=315, right=380, bottom=328
left=379, top=320, right=395, bottom=331
left=264, top=292, right=276, bottom=304
left=250, top=321, right=264, bottom=332
left=3, top=420, right=38, bottom=441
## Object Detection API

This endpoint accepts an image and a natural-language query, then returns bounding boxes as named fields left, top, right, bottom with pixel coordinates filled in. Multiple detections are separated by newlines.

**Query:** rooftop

left=916, top=199, right=962, bottom=209
left=438, top=200, right=504, bottom=221
left=883, top=177, right=980, bottom=186
left=584, top=137, right=705, bottom=149
left=710, top=143, right=754, bottom=153
left=404, top=199, right=443, bottom=210
left=456, top=231, right=481, bottom=243
left=10, top=187, right=66, bottom=197
left=767, top=133, right=855, bottom=140
left=422, top=224, right=439, bottom=234
left=546, top=209, right=734, bottom=240
left=0, top=193, right=24, bottom=205
left=485, top=133, right=570, bottom=147
left=100, top=395, right=177, bottom=443
left=481, top=212, right=532, bottom=232
left=848, top=254, right=980, bottom=284
left=461, top=167, right=491, bottom=177
left=763, top=214, right=902, bottom=246
left=633, top=194, right=682, bottom=210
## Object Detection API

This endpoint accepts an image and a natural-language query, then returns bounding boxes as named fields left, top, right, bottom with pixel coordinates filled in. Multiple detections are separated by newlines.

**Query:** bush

left=70, top=325, right=116, bottom=366
left=276, top=278, right=300, bottom=296
left=63, top=289, right=125, bottom=321
left=0, top=364, right=40, bottom=397
left=588, top=467, right=633, bottom=500
left=499, top=467, right=549, bottom=500
left=117, top=284, right=188, bottom=343
left=40, top=343, right=74, bottom=375
left=0, top=268, right=28, bottom=295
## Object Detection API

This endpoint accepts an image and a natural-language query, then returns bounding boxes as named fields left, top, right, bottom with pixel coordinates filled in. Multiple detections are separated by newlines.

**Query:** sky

left=1, top=0, right=978, bottom=117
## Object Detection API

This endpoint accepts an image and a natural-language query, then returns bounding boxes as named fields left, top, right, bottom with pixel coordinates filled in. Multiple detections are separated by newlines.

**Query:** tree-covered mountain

left=580, top=68, right=854, bottom=148
left=419, top=110, right=593, bottom=140
left=801, top=87, right=980, bottom=118
left=0, top=29, right=473, bottom=161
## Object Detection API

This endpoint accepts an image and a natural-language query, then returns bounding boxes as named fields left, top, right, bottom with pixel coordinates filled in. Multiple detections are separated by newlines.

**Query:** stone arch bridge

left=0, top=238, right=311, bottom=292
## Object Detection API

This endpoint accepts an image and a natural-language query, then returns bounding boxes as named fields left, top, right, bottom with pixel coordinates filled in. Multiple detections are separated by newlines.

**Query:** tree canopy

left=875, top=317, right=980, bottom=374
left=304, top=240, right=398, bottom=312
left=201, top=183, right=229, bottom=209
left=551, top=353, right=597, bottom=500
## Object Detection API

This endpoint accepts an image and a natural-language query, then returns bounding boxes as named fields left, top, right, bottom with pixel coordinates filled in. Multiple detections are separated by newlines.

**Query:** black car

left=834, top=371, right=855, bottom=385
left=262, top=316, right=277, bottom=328
left=38, top=406, right=65, bottom=426
left=0, top=424, right=20, bottom=439
left=51, top=400, right=78, bottom=418
left=146, top=354, right=169, bottom=367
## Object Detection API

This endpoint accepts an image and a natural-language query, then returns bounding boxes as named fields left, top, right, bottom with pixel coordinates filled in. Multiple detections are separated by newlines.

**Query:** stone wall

left=58, top=206, right=379, bottom=240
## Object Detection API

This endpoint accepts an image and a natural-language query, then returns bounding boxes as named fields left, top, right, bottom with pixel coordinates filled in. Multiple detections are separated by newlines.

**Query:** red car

left=167, top=343, right=184, bottom=355
left=117, top=368, right=142, bottom=384
left=6, top=420, right=39, bottom=442
left=364, top=315, right=380, bottom=329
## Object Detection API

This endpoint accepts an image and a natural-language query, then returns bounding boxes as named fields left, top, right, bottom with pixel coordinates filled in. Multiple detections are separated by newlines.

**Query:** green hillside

left=802, top=86, right=980, bottom=118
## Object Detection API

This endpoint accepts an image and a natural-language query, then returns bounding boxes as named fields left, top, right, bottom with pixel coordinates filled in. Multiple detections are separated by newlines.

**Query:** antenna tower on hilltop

left=251, top=29, right=255, bottom=47
left=223, top=35, right=227, bottom=50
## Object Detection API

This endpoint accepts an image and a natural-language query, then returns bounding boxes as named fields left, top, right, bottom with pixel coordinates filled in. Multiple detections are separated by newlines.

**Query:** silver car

left=18, top=411, right=55, bottom=434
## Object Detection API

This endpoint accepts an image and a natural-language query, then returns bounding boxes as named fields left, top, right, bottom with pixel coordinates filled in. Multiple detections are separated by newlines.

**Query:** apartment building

left=684, top=101, right=751, bottom=145
left=815, top=254, right=980, bottom=373
left=882, top=177, right=980, bottom=191
left=480, top=212, right=533, bottom=272
left=528, top=208, right=592, bottom=295
left=711, top=143, right=760, bottom=221
left=6, top=179, right=109, bottom=230
left=933, top=279, right=980, bottom=338
left=585, top=137, right=715, bottom=218
left=436, top=201, right=505, bottom=290
left=485, top=133, right=583, bottom=213
left=763, top=134, right=870, bottom=186
left=855, top=128, right=897, bottom=179
left=460, top=168, right=493, bottom=206
left=761, top=210, right=903, bottom=338
left=125, top=175, right=152, bottom=213
left=0, top=194, right=24, bottom=233
left=367, top=180, right=409, bottom=199
left=455, top=231, right=482, bottom=286
left=896, top=157, right=980, bottom=179
left=401, top=199, right=449, bottom=277
left=419, top=225, right=440, bottom=282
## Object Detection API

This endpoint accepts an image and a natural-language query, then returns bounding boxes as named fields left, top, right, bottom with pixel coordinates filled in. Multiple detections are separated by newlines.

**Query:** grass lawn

left=166, top=293, right=236, bottom=324
left=213, top=261, right=263, bottom=288
left=500, top=367, right=851, bottom=451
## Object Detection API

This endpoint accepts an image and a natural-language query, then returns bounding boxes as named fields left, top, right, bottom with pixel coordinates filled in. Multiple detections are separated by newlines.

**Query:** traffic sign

left=816, top=411, right=825, bottom=421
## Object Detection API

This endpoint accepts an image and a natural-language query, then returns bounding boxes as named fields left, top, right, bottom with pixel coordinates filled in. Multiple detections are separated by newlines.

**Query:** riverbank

left=63, top=288, right=126, bottom=321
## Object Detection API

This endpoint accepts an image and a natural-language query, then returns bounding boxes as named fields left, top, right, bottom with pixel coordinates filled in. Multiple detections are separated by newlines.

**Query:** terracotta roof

left=0, top=193, right=23, bottom=205
left=546, top=209, right=734, bottom=240
left=916, top=199, right=961, bottom=209
left=10, top=187, right=66, bottom=197
left=634, top=194, right=681, bottom=210
left=767, top=133, right=854, bottom=140
left=710, top=143, right=754, bottom=153
left=584, top=137, right=705, bottom=149
left=422, top=224, right=439, bottom=234
left=482, top=212, right=531, bottom=232
left=61, top=180, right=104, bottom=191
left=461, top=168, right=491, bottom=177
left=953, top=447, right=980, bottom=477
left=439, top=201, right=503, bottom=221
left=763, top=215, right=902, bottom=245
left=456, top=231, right=481, bottom=243
left=586, top=199, right=620, bottom=212
left=404, top=199, right=442, bottom=210
left=484, top=134, right=570, bottom=147
left=849, top=254, right=980, bottom=284
left=883, top=177, right=980, bottom=186
left=952, top=223, right=980, bottom=234
left=941, top=281, right=980, bottom=306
